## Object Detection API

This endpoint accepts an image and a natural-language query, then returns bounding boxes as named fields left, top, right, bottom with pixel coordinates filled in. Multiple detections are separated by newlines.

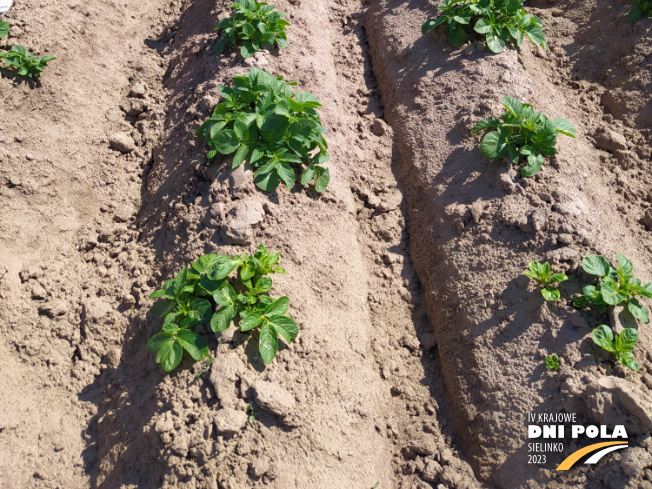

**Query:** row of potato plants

left=148, top=0, right=650, bottom=373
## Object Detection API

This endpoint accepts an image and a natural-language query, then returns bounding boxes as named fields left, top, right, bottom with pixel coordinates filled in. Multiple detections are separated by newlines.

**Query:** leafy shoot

left=214, top=0, right=290, bottom=58
left=524, top=261, right=567, bottom=301
left=471, top=96, right=576, bottom=177
left=592, top=325, right=639, bottom=371
left=148, top=244, right=298, bottom=373
left=573, top=254, right=652, bottom=324
left=545, top=354, right=559, bottom=371
left=627, top=0, right=652, bottom=22
left=421, top=0, right=547, bottom=54
left=0, top=45, right=56, bottom=79
left=197, top=68, right=329, bottom=194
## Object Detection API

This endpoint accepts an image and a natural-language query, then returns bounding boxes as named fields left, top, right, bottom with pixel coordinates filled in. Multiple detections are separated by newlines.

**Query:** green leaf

left=147, top=331, right=175, bottom=354
left=301, top=167, right=315, bottom=185
left=158, top=337, right=184, bottom=372
left=553, top=118, right=576, bottom=138
left=177, top=329, right=209, bottom=361
left=212, top=130, right=241, bottom=155
left=314, top=167, right=330, bottom=193
left=254, top=167, right=282, bottom=192
left=470, top=117, right=500, bottom=134
left=541, top=287, right=560, bottom=302
left=192, top=254, right=225, bottom=275
left=582, top=285, right=601, bottom=302
left=619, top=352, right=640, bottom=371
left=207, top=257, right=241, bottom=280
left=619, top=328, right=639, bottom=350
left=601, top=281, right=627, bottom=305
left=474, top=18, right=493, bottom=34
left=617, top=253, right=634, bottom=276
left=0, top=20, right=9, bottom=39
left=211, top=305, right=238, bottom=332
left=267, top=315, right=298, bottom=343
left=486, top=34, right=505, bottom=53
left=151, top=300, right=175, bottom=318
left=479, top=131, right=506, bottom=159
left=278, top=162, right=296, bottom=190
left=592, top=325, right=615, bottom=353
left=628, top=299, right=650, bottom=324
left=520, top=154, right=543, bottom=177
left=232, top=144, right=249, bottom=169
left=259, top=321, right=279, bottom=365
left=502, top=97, right=524, bottom=117
left=523, top=24, right=545, bottom=47
left=213, top=283, right=238, bottom=307
left=422, top=17, right=445, bottom=34
left=448, top=27, right=467, bottom=47
left=173, top=266, right=189, bottom=297
left=582, top=255, right=611, bottom=277
left=550, top=273, right=568, bottom=283
left=241, top=311, right=264, bottom=331
left=627, top=8, right=642, bottom=22
left=264, top=296, right=289, bottom=316
left=187, top=298, right=213, bottom=326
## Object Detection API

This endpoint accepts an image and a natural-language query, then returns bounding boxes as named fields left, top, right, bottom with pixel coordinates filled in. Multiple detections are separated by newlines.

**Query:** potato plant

left=524, top=261, right=567, bottom=301
left=421, top=0, right=547, bottom=54
left=628, top=0, right=652, bottom=22
left=0, top=45, right=56, bottom=79
left=0, top=20, right=8, bottom=39
left=197, top=67, right=329, bottom=193
left=573, top=254, right=652, bottom=324
left=471, top=96, right=576, bottom=176
left=545, top=354, right=559, bottom=371
left=592, top=325, right=639, bottom=371
left=148, top=244, right=298, bottom=372
left=214, top=0, right=289, bottom=58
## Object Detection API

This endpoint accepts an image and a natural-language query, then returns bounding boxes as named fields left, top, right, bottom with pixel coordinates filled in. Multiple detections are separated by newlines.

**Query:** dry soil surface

left=0, top=0, right=651, bottom=488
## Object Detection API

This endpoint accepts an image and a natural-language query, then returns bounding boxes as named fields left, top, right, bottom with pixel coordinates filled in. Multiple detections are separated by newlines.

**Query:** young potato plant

left=0, top=45, right=56, bottom=79
left=524, top=261, right=567, bottom=301
left=628, top=0, right=652, bottom=22
left=148, top=244, right=299, bottom=372
left=421, top=0, right=547, bottom=54
left=197, top=67, right=329, bottom=194
left=592, top=325, right=639, bottom=371
left=214, top=0, right=289, bottom=58
left=0, top=20, right=8, bottom=39
left=471, top=96, right=576, bottom=177
left=573, top=254, right=652, bottom=323
left=545, top=354, right=559, bottom=371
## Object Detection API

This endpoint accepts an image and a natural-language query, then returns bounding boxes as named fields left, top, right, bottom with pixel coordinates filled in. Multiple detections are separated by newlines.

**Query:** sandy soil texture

left=0, top=0, right=651, bottom=488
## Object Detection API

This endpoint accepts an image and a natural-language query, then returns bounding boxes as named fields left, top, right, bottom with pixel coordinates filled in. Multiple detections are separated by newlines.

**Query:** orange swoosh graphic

left=557, top=441, right=628, bottom=470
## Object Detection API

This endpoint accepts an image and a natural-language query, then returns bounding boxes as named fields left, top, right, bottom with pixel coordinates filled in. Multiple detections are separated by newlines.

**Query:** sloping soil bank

left=366, top=0, right=652, bottom=487
left=1, top=0, right=485, bottom=488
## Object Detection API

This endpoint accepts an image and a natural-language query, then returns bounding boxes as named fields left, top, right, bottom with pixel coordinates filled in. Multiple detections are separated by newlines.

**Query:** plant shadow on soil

left=0, top=68, right=41, bottom=87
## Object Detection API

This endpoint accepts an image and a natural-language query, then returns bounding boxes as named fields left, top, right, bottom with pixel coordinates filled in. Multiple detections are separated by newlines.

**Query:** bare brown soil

left=0, top=0, right=651, bottom=488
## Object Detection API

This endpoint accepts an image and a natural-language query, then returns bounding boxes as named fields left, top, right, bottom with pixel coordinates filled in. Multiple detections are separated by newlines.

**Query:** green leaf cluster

left=197, top=67, right=330, bottom=193
left=421, top=0, right=547, bottom=54
left=545, top=354, right=559, bottom=371
left=0, top=45, right=56, bottom=79
left=214, top=0, right=289, bottom=58
left=471, top=96, right=576, bottom=177
left=592, top=325, right=639, bottom=371
left=147, top=244, right=299, bottom=372
left=628, top=0, right=652, bottom=22
left=573, top=254, right=652, bottom=324
left=524, top=261, right=567, bottom=301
